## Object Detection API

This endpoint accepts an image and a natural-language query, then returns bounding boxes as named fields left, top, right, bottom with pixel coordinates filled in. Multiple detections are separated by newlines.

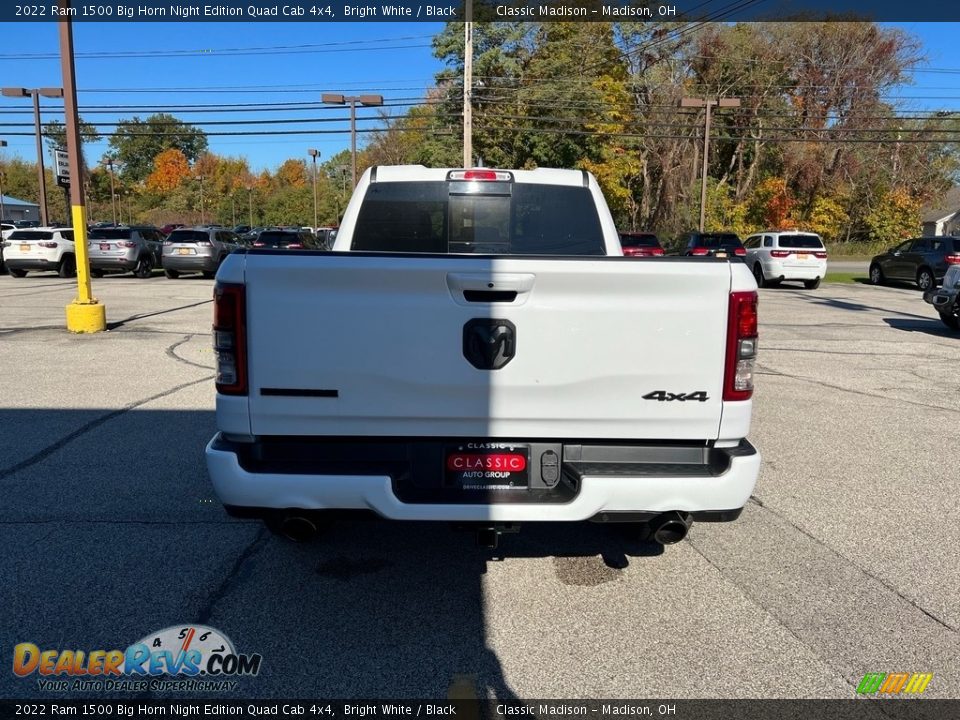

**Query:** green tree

left=108, top=113, right=207, bottom=183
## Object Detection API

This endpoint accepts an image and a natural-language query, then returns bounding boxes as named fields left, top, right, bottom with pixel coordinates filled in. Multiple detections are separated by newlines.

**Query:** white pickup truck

left=205, top=166, right=761, bottom=547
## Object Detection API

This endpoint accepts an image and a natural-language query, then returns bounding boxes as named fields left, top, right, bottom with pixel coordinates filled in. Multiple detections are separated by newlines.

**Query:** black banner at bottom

left=1, top=700, right=959, bottom=720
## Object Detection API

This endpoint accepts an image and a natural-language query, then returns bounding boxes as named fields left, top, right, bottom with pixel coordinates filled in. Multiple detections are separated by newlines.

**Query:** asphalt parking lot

left=0, top=268, right=958, bottom=700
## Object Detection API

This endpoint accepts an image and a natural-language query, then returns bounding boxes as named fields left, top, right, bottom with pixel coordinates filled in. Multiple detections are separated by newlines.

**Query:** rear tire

left=133, top=255, right=154, bottom=279
left=752, top=263, right=767, bottom=289
left=58, top=255, right=76, bottom=278
left=940, top=312, right=960, bottom=331
left=202, top=270, right=216, bottom=279
left=917, top=267, right=935, bottom=292
left=90, top=268, right=104, bottom=278
left=9, top=268, right=26, bottom=278
left=803, top=278, right=822, bottom=290
left=164, top=268, right=180, bottom=279
left=869, top=263, right=884, bottom=285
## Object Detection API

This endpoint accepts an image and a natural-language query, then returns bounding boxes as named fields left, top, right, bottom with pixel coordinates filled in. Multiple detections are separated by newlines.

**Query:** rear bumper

left=205, top=435, right=760, bottom=522
left=924, top=286, right=958, bottom=309
left=163, top=254, right=217, bottom=272
left=4, top=257, right=59, bottom=270
left=89, top=253, right=137, bottom=270
left=761, top=260, right=826, bottom=280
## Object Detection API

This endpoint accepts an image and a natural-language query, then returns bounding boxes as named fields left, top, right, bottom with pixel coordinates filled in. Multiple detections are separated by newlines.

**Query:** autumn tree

left=145, top=148, right=190, bottom=192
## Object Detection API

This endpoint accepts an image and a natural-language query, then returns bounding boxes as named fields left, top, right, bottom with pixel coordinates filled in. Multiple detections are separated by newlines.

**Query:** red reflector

left=690, top=247, right=709, bottom=256
left=462, top=170, right=499, bottom=181
left=446, top=453, right=527, bottom=472
left=770, top=250, right=791, bottom=258
left=946, top=254, right=960, bottom=265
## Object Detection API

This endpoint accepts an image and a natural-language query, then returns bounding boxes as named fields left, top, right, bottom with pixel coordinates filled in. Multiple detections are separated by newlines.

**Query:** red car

left=160, top=223, right=184, bottom=236
left=619, top=232, right=665, bottom=257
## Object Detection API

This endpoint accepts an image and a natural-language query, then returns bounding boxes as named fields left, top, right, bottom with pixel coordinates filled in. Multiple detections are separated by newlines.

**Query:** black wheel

left=803, top=278, right=822, bottom=290
left=752, top=263, right=767, bottom=289
left=9, top=268, right=26, bottom=278
left=202, top=270, right=216, bottom=279
left=869, top=263, right=884, bottom=285
left=940, top=312, right=960, bottom=331
left=164, top=268, right=180, bottom=279
left=58, top=255, right=76, bottom=278
left=916, top=267, right=935, bottom=292
left=133, top=254, right=154, bottom=279
left=90, top=268, right=104, bottom=278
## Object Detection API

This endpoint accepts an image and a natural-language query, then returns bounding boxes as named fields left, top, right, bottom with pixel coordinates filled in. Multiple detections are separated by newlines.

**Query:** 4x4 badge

left=643, top=391, right=709, bottom=402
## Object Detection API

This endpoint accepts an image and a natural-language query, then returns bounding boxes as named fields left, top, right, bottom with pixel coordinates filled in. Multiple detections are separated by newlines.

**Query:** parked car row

left=0, top=223, right=334, bottom=279
left=618, top=229, right=828, bottom=290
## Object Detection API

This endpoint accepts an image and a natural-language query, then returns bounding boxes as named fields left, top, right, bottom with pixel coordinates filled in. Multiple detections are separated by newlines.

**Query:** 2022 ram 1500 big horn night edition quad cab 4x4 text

left=205, top=167, right=761, bottom=547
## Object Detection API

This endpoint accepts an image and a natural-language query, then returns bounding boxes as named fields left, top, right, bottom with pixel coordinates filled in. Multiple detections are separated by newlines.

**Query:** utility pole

left=322, top=93, right=383, bottom=187
left=463, top=0, right=473, bottom=168
left=681, top=96, right=740, bottom=232
left=2, top=86, right=64, bottom=227
left=58, top=0, right=105, bottom=333
left=308, top=148, right=320, bottom=230
left=231, top=193, right=236, bottom=227
left=247, top=185, right=253, bottom=227
left=0, top=139, right=6, bottom=223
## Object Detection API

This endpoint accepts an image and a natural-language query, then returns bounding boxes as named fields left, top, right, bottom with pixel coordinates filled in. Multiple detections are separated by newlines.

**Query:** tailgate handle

left=446, top=272, right=535, bottom=306
left=463, top=289, right=517, bottom=303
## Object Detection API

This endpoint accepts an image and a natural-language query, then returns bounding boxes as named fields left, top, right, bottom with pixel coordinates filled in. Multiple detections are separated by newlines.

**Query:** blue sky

left=0, top=21, right=958, bottom=174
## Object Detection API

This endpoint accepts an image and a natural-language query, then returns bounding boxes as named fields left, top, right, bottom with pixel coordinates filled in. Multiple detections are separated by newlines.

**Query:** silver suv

left=87, top=226, right=165, bottom=279
left=162, top=227, right=239, bottom=279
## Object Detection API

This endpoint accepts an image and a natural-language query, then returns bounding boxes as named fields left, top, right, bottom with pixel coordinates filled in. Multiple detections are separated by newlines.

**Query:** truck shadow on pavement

left=0, top=408, right=662, bottom=701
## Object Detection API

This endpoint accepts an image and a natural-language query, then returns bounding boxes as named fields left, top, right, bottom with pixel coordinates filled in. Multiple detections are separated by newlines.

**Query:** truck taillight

left=213, top=283, right=247, bottom=395
left=724, top=291, right=758, bottom=401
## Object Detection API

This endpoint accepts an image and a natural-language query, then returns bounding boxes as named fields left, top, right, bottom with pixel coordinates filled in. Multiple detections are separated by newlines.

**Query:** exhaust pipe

left=278, top=515, right=320, bottom=543
left=650, top=511, right=693, bottom=545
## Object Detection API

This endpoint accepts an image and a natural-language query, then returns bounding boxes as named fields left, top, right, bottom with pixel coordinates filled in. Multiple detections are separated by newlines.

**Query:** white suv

left=2, top=227, right=76, bottom=278
left=744, top=230, right=828, bottom=289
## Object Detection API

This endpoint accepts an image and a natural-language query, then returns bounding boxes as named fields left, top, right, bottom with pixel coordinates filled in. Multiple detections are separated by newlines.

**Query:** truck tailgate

left=243, top=253, right=732, bottom=440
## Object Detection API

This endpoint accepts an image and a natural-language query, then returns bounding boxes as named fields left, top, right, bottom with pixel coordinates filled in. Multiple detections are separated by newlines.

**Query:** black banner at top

left=1, top=0, right=959, bottom=23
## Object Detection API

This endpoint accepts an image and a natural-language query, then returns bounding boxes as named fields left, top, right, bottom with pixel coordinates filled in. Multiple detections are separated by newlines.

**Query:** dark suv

left=679, top=231, right=746, bottom=258
left=869, top=236, right=960, bottom=290
left=252, top=229, right=328, bottom=250
left=618, top=232, right=664, bottom=257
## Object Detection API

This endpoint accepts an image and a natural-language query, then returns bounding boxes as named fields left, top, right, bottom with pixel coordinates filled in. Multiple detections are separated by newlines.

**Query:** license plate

left=797, top=253, right=810, bottom=260
left=20, top=244, right=30, bottom=252
left=715, top=251, right=728, bottom=258
left=99, top=243, right=110, bottom=251
left=177, top=248, right=192, bottom=255
left=445, top=443, right=529, bottom=490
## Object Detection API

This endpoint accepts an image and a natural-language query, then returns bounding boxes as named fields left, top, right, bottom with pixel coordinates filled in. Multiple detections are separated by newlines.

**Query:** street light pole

left=681, top=96, right=740, bottom=232
left=2, top=86, right=64, bottom=227
left=463, top=0, right=473, bottom=168
left=307, top=148, right=320, bottom=230
left=197, top=175, right=205, bottom=225
left=322, top=93, right=383, bottom=187
left=102, top=157, right=117, bottom=226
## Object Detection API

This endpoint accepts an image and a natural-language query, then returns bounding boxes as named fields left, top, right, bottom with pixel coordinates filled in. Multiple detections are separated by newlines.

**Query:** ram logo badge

left=643, top=391, right=710, bottom=402
left=463, top=319, right=516, bottom=370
